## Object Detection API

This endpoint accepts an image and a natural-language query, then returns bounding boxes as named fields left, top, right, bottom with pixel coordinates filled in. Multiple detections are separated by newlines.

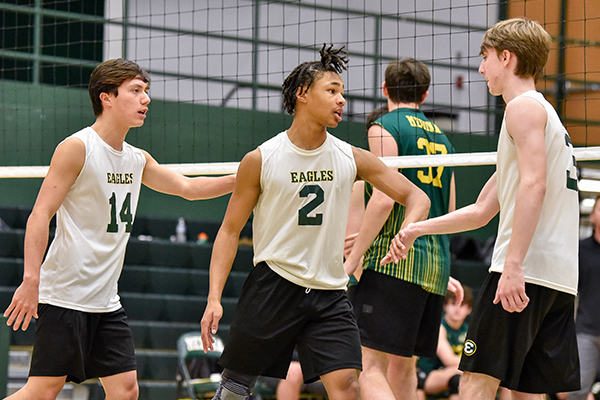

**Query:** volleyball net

left=0, top=0, right=599, bottom=178
left=1, top=147, right=600, bottom=179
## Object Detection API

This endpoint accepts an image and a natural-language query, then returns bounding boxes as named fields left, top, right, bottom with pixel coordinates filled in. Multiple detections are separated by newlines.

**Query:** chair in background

left=175, top=331, right=277, bottom=400
left=176, top=331, right=223, bottom=400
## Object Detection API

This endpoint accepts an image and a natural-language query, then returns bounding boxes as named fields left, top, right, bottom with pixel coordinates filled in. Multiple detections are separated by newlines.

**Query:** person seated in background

left=417, top=287, right=474, bottom=400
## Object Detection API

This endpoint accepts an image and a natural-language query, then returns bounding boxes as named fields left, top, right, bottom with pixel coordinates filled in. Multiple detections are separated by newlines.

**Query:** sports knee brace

left=212, top=369, right=258, bottom=400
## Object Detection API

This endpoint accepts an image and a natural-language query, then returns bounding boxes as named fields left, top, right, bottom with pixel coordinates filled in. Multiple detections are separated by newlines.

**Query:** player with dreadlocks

left=200, top=44, right=430, bottom=400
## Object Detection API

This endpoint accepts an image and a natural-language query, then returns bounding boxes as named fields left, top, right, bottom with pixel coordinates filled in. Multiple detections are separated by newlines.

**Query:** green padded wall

left=0, top=80, right=497, bottom=239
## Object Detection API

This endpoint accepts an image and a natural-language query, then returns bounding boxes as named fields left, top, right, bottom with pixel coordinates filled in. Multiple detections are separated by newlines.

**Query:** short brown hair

left=88, top=58, right=151, bottom=116
left=445, top=285, right=474, bottom=307
left=480, top=18, right=552, bottom=82
left=384, top=57, right=430, bottom=104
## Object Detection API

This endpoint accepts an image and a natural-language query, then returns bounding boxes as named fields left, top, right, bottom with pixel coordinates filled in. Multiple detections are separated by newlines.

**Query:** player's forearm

left=407, top=203, right=491, bottom=239
left=184, top=174, right=236, bottom=200
left=207, top=227, right=239, bottom=303
left=22, top=210, right=51, bottom=285
left=346, top=193, right=394, bottom=266
left=410, top=173, right=498, bottom=237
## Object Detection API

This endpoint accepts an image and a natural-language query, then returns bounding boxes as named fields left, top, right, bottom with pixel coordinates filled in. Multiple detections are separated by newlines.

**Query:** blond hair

left=480, top=18, right=552, bottom=81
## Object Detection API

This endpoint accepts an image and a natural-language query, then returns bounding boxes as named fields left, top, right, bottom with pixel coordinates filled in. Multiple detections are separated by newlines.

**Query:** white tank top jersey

left=491, top=90, right=579, bottom=295
left=253, top=131, right=357, bottom=290
left=39, top=127, right=146, bottom=312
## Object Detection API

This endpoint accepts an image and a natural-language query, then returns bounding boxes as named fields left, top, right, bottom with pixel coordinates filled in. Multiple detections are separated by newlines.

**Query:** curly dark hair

left=282, top=43, right=349, bottom=115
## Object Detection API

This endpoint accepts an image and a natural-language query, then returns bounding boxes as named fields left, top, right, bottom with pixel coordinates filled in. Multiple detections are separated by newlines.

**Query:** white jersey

left=491, top=90, right=579, bottom=295
left=253, top=131, right=357, bottom=290
left=39, top=127, right=146, bottom=312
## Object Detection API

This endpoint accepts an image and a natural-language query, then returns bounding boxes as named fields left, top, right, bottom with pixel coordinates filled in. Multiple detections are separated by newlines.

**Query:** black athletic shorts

left=219, top=262, right=362, bottom=383
left=30, top=304, right=137, bottom=383
left=459, top=272, right=580, bottom=393
left=351, top=269, right=445, bottom=358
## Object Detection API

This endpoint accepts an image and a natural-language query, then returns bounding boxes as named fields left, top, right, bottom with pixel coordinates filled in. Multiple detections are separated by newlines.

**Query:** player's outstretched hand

left=381, top=222, right=420, bottom=265
left=380, top=235, right=402, bottom=265
left=397, top=223, right=419, bottom=258
left=200, top=300, right=223, bottom=353
left=4, top=281, right=39, bottom=331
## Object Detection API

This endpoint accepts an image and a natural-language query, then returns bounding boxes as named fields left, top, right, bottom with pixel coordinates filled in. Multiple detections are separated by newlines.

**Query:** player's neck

left=594, top=226, right=600, bottom=244
left=388, top=100, right=419, bottom=111
left=501, top=75, right=537, bottom=104
left=287, top=117, right=328, bottom=150
left=90, top=118, right=129, bottom=151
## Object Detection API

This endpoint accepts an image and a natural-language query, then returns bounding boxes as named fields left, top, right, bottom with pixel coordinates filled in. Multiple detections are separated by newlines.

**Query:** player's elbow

left=179, top=178, right=210, bottom=201
left=520, top=176, right=546, bottom=207
left=179, top=181, right=198, bottom=201
left=470, top=206, right=495, bottom=229
left=372, top=191, right=396, bottom=211
left=410, top=190, right=431, bottom=220
left=531, top=179, right=547, bottom=200
left=27, top=207, right=54, bottom=229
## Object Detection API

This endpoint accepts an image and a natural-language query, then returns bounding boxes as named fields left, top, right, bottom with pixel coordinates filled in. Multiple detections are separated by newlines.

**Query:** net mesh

left=0, top=0, right=598, bottom=176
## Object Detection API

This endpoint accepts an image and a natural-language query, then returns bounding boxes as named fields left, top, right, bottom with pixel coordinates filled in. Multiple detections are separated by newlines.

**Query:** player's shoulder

left=327, top=132, right=353, bottom=155
left=257, top=131, right=286, bottom=161
left=351, top=145, right=378, bottom=168
left=239, top=148, right=262, bottom=173
left=506, top=91, right=546, bottom=115
left=56, top=132, right=86, bottom=156
left=505, top=93, right=547, bottom=129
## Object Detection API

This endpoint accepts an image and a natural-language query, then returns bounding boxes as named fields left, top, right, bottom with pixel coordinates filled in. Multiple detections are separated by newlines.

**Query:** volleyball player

left=3, top=58, right=235, bottom=400
left=383, top=18, right=580, bottom=399
left=200, top=44, right=431, bottom=400
left=343, top=57, right=457, bottom=400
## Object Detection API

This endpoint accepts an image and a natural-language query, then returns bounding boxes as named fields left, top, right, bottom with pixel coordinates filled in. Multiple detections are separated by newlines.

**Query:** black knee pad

left=448, top=373, right=461, bottom=394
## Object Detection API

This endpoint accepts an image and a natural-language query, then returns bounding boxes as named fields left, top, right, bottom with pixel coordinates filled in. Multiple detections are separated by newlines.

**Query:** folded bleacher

left=0, top=205, right=253, bottom=400
left=0, top=205, right=490, bottom=400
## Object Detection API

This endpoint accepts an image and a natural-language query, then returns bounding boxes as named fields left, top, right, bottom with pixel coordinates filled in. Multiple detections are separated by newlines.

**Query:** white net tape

left=1, top=147, right=599, bottom=178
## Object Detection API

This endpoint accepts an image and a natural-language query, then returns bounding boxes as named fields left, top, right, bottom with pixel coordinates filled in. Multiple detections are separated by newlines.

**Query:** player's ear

left=296, top=85, right=308, bottom=104
left=99, top=92, right=112, bottom=109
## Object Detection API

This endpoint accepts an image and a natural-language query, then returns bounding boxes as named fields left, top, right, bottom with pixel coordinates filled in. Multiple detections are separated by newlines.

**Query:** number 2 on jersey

left=298, top=185, right=324, bottom=226
left=107, top=192, right=133, bottom=233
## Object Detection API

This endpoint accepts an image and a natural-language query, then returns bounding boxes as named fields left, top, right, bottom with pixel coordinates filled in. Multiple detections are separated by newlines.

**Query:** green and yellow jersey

left=362, top=108, right=455, bottom=295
